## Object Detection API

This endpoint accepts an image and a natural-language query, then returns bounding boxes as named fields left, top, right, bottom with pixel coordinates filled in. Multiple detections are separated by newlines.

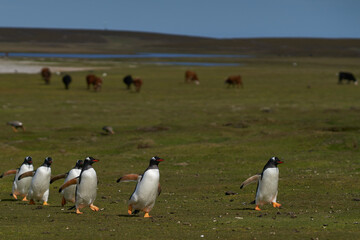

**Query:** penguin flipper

left=240, top=174, right=261, bottom=189
left=18, top=171, right=35, bottom=180
left=59, top=177, right=78, bottom=192
left=50, top=173, right=68, bottom=184
left=158, top=183, right=162, bottom=196
left=116, top=174, right=140, bottom=183
left=0, top=169, right=17, bottom=178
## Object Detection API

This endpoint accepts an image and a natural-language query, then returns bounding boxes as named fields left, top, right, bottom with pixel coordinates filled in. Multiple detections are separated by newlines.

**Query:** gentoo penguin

left=117, top=156, right=164, bottom=218
left=50, top=160, right=83, bottom=206
left=7, top=121, right=25, bottom=132
left=240, top=157, right=284, bottom=211
left=19, top=157, right=53, bottom=205
left=59, top=157, right=99, bottom=214
left=0, top=156, right=34, bottom=201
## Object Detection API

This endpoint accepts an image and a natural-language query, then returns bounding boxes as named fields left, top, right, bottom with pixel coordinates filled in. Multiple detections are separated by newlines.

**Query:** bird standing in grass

left=59, top=157, right=99, bottom=214
left=102, top=126, right=115, bottom=135
left=19, top=157, right=53, bottom=205
left=0, top=156, right=34, bottom=201
left=240, top=157, right=284, bottom=211
left=7, top=121, right=25, bottom=132
left=51, top=160, right=83, bottom=206
left=117, top=156, right=164, bottom=218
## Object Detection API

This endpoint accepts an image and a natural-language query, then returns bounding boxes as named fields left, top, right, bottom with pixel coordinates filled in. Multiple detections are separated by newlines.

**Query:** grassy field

left=0, top=56, right=359, bottom=239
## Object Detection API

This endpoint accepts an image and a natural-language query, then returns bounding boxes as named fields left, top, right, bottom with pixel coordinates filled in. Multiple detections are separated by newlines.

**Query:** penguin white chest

left=29, top=167, right=51, bottom=200
left=256, top=168, right=279, bottom=205
left=76, top=168, right=97, bottom=206
left=131, top=169, right=159, bottom=210
left=13, top=164, right=34, bottom=195
left=63, top=169, right=81, bottom=202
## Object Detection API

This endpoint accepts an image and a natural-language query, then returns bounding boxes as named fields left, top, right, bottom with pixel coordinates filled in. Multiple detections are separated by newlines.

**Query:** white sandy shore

left=0, top=58, right=96, bottom=74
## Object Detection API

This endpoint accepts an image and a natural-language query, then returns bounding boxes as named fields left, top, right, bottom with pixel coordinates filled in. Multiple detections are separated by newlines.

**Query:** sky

left=0, top=0, right=359, bottom=39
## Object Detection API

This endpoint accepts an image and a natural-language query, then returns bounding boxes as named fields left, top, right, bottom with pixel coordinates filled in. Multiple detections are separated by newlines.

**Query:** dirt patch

left=322, top=126, right=360, bottom=132
left=223, top=122, right=249, bottom=128
left=137, top=125, right=170, bottom=132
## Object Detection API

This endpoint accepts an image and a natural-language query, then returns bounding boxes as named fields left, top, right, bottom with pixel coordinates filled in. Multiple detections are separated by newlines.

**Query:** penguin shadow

left=117, top=214, right=140, bottom=218
left=0, top=198, right=17, bottom=202
left=230, top=207, right=255, bottom=211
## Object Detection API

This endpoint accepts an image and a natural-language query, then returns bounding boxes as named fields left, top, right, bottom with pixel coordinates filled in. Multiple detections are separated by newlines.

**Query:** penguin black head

left=262, top=157, right=283, bottom=172
left=84, top=156, right=99, bottom=165
left=75, top=160, right=84, bottom=169
left=149, top=156, right=164, bottom=166
left=43, top=157, right=53, bottom=167
left=269, top=157, right=283, bottom=166
left=23, top=156, right=33, bottom=165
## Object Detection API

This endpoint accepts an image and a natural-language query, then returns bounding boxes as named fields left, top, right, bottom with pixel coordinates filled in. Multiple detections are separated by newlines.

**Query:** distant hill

left=0, top=27, right=359, bottom=57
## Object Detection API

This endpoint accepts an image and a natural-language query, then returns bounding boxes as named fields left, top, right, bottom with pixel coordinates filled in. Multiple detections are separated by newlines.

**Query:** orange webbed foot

left=22, top=196, right=28, bottom=201
left=128, top=205, right=132, bottom=215
left=90, top=204, right=99, bottom=211
left=255, top=205, right=261, bottom=211
left=272, top=202, right=281, bottom=208
left=12, top=194, right=18, bottom=200
left=43, top=201, right=49, bottom=206
left=144, top=212, right=152, bottom=218
left=76, top=208, right=83, bottom=214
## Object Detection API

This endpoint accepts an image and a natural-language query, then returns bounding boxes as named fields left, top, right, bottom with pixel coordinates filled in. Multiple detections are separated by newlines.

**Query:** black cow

left=123, top=75, right=134, bottom=89
left=62, top=74, right=72, bottom=90
left=338, top=72, right=357, bottom=85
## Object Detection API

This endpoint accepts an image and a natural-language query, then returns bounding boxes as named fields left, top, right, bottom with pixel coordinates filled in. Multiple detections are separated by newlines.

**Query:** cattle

left=86, top=74, right=103, bottom=91
left=123, top=75, right=134, bottom=89
left=185, top=70, right=199, bottom=85
left=338, top=72, right=358, bottom=85
left=62, top=74, right=72, bottom=90
left=133, top=78, right=143, bottom=92
left=41, top=68, right=51, bottom=84
left=225, top=75, right=243, bottom=88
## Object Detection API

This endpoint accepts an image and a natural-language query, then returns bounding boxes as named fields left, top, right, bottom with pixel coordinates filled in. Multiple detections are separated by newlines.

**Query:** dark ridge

left=0, top=27, right=359, bottom=57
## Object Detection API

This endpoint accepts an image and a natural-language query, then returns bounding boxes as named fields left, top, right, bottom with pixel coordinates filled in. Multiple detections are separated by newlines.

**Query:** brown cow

left=185, top=70, right=199, bottom=85
left=225, top=75, right=243, bottom=88
left=86, top=74, right=103, bottom=91
left=133, top=78, right=143, bottom=92
left=41, top=68, right=51, bottom=84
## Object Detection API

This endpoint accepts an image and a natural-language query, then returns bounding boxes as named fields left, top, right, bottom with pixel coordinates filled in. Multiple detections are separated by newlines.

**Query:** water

left=0, top=52, right=250, bottom=59
left=0, top=52, right=249, bottom=66
left=149, top=62, right=241, bottom=67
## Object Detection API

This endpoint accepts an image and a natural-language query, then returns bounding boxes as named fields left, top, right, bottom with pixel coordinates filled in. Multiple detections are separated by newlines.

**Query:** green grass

left=0, top=56, right=359, bottom=239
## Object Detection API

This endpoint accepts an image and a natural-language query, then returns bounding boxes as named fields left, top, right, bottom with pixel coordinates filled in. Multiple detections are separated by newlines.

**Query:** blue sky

left=0, top=0, right=359, bottom=39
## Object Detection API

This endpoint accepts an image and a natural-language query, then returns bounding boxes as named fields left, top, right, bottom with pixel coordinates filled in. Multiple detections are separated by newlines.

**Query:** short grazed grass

left=0, top=56, right=359, bottom=239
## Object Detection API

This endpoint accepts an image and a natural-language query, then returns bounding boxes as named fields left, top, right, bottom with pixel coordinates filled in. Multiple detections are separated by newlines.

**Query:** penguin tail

left=68, top=205, right=76, bottom=210
left=250, top=200, right=256, bottom=204
left=132, top=210, right=140, bottom=215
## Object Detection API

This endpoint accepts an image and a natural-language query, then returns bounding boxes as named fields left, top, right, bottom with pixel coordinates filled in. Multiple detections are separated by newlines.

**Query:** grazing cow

left=86, top=74, right=103, bottom=91
left=185, top=70, right=199, bottom=85
left=123, top=75, right=134, bottom=89
left=338, top=72, right=358, bottom=85
left=62, top=74, right=72, bottom=90
left=133, top=78, right=143, bottom=92
left=225, top=75, right=243, bottom=88
left=41, top=68, right=51, bottom=84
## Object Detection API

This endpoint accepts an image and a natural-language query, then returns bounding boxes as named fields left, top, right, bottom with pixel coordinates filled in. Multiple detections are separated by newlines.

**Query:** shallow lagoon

left=0, top=52, right=248, bottom=66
